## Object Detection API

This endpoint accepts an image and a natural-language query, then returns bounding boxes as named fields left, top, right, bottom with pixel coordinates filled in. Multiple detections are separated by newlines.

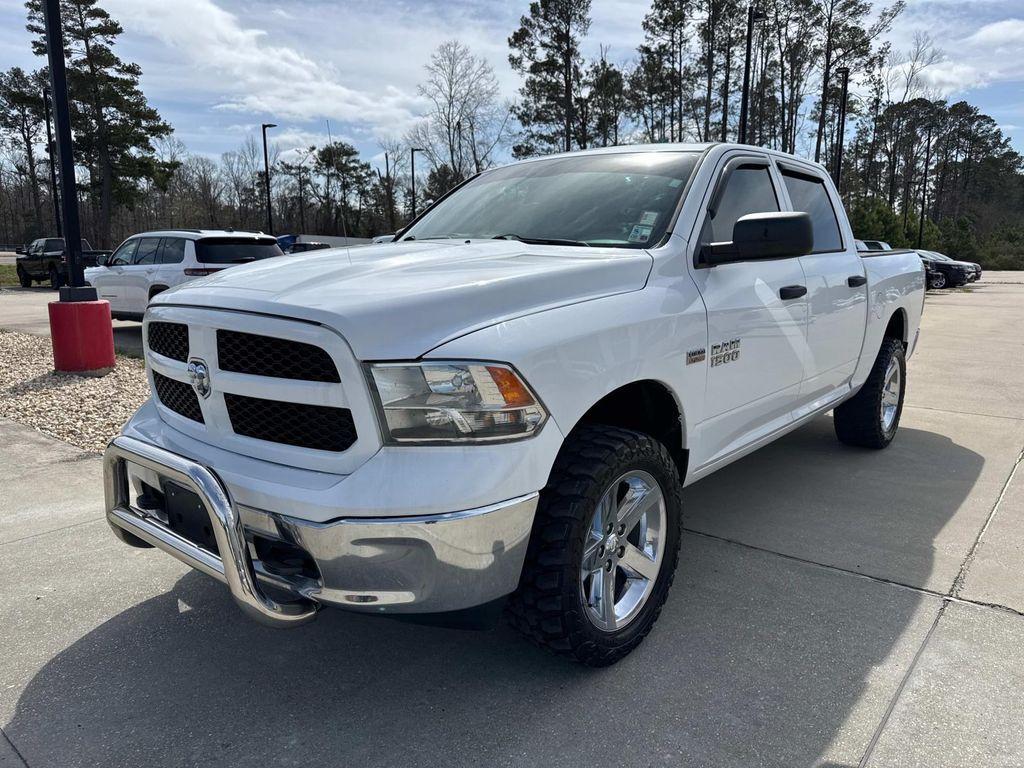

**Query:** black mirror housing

left=701, top=211, right=814, bottom=266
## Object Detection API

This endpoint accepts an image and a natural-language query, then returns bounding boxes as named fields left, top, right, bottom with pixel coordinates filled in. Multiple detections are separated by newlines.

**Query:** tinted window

left=402, top=152, right=701, bottom=249
left=159, top=238, right=186, bottom=264
left=109, top=240, right=137, bottom=266
left=44, top=239, right=63, bottom=252
left=781, top=170, right=843, bottom=253
left=132, top=238, right=161, bottom=265
left=195, top=238, right=283, bottom=264
left=703, top=165, right=779, bottom=243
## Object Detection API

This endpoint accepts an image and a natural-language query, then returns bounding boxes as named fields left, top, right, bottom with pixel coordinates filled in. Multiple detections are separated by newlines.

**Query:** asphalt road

left=2, top=275, right=1024, bottom=767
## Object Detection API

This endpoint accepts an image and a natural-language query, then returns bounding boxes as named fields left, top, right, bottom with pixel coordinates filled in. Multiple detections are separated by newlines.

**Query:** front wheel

left=834, top=338, right=906, bottom=449
left=929, top=272, right=946, bottom=289
left=506, top=425, right=682, bottom=667
left=16, top=265, right=32, bottom=288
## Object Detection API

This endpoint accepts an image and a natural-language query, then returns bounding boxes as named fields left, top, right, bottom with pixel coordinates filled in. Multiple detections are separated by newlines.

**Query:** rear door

left=122, top=237, right=162, bottom=313
left=777, top=162, right=867, bottom=404
left=686, top=153, right=811, bottom=468
left=153, top=237, right=187, bottom=293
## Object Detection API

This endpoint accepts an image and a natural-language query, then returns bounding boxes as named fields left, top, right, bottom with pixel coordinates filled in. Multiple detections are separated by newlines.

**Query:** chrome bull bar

left=103, top=434, right=318, bottom=627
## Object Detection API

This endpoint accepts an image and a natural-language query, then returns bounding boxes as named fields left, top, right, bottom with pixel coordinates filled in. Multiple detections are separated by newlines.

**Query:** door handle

left=847, top=275, right=867, bottom=287
left=779, top=285, right=807, bottom=300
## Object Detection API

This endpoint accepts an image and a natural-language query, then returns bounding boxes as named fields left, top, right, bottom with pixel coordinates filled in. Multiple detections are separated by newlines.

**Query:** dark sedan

left=917, top=250, right=975, bottom=289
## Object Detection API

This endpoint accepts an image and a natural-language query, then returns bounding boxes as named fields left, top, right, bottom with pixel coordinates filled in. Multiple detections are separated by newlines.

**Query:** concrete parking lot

left=0, top=287, right=143, bottom=357
left=1, top=276, right=1023, bottom=767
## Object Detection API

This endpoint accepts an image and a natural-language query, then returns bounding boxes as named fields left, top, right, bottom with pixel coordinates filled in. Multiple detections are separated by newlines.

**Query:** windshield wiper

left=493, top=233, right=591, bottom=247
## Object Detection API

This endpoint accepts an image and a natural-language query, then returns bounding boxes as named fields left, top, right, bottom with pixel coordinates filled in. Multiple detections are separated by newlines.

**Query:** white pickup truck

left=104, top=143, right=924, bottom=666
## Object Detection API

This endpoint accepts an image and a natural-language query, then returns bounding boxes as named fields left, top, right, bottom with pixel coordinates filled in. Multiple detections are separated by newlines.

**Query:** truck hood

left=152, top=240, right=653, bottom=359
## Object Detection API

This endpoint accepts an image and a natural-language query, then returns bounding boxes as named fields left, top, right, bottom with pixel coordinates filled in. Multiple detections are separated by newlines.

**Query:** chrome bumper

left=104, top=435, right=538, bottom=627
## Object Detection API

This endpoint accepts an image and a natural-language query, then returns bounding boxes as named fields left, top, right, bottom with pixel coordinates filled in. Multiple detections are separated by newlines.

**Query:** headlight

left=368, top=361, right=547, bottom=443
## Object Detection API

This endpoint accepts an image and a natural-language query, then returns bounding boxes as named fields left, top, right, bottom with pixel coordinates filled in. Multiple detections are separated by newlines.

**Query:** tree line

left=0, top=0, right=1020, bottom=268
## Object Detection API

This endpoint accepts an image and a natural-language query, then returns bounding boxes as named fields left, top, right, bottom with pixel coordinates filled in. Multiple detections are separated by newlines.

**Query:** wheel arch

left=884, top=307, right=908, bottom=346
left=567, top=379, right=689, bottom=482
left=148, top=284, right=170, bottom=300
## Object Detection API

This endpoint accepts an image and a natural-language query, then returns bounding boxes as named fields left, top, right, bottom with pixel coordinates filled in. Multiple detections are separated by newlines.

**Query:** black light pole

left=41, top=87, right=61, bottom=237
left=738, top=5, right=766, bottom=144
left=833, top=67, right=851, bottom=190
left=261, top=123, right=276, bottom=235
left=410, top=147, right=426, bottom=219
left=917, top=125, right=934, bottom=249
left=42, top=0, right=91, bottom=299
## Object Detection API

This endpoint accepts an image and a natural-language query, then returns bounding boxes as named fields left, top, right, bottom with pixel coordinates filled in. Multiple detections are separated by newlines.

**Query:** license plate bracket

left=162, top=481, right=219, bottom=554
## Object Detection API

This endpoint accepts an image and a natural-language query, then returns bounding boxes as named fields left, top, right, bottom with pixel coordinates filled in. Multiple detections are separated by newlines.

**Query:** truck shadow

left=6, top=418, right=982, bottom=767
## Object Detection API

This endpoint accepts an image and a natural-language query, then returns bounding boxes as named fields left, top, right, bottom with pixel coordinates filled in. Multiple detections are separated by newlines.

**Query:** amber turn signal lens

left=486, top=365, right=535, bottom=407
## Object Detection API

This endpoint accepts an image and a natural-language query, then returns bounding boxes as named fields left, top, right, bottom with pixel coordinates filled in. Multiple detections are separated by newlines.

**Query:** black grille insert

left=217, top=330, right=340, bottom=383
left=148, top=322, right=189, bottom=362
left=224, top=393, right=355, bottom=452
left=153, top=372, right=204, bottom=423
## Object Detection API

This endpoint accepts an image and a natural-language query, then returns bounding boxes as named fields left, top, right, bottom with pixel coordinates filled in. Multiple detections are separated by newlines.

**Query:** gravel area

left=0, top=329, right=149, bottom=452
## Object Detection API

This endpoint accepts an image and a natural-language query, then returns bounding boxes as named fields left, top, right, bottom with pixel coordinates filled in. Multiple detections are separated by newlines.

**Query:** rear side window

left=45, top=239, right=63, bottom=251
left=159, top=238, right=186, bottom=264
left=195, top=238, right=283, bottom=264
left=781, top=170, right=843, bottom=253
left=703, top=165, right=779, bottom=244
left=133, top=238, right=162, bottom=265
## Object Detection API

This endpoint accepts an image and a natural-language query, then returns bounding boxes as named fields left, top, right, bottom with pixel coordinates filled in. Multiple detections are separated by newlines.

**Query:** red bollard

left=48, top=299, right=116, bottom=374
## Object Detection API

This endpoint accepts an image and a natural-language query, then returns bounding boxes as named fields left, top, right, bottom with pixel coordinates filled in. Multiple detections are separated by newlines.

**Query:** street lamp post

left=41, top=87, right=61, bottom=237
left=738, top=5, right=766, bottom=145
left=410, top=147, right=426, bottom=219
left=261, top=123, right=277, bottom=235
left=833, top=67, right=851, bottom=190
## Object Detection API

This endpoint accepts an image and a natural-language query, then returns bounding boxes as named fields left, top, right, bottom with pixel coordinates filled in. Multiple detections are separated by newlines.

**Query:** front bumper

left=104, top=435, right=538, bottom=627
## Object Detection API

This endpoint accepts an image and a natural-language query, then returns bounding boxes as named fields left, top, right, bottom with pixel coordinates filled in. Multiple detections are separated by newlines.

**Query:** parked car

left=287, top=241, right=331, bottom=254
left=104, top=144, right=924, bottom=666
left=917, top=250, right=974, bottom=289
left=85, top=230, right=282, bottom=320
left=922, top=250, right=981, bottom=282
left=16, top=237, right=111, bottom=289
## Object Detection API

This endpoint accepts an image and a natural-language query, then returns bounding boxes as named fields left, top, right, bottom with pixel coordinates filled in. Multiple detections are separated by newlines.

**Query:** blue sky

left=0, top=0, right=1021, bottom=168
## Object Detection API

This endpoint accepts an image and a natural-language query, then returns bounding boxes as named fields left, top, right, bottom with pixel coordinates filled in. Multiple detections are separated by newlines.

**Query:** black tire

left=505, top=425, right=682, bottom=667
left=48, top=265, right=63, bottom=290
left=16, top=265, right=32, bottom=288
left=929, top=272, right=946, bottom=289
left=834, top=338, right=906, bottom=449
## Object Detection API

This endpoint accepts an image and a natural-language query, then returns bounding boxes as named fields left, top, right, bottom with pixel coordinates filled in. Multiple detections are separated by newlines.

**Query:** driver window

left=702, top=166, right=779, bottom=244
left=109, top=240, right=137, bottom=266
left=132, top=238, right=161, bottom=265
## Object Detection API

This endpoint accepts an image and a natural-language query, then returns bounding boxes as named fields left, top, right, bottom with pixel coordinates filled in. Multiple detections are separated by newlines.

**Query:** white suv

left=85, top=230, right=283, bottom=320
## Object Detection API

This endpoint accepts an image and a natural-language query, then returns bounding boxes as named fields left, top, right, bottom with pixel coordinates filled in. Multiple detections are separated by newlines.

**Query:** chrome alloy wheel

left=880, top=356, right=901, bottom=433
left=580, top=470, right=666, bottom=632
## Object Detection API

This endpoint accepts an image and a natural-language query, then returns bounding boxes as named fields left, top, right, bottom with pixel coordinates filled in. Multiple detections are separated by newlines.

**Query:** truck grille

left=148, top=322, right=189, bottom=362
left=217, top=330, right=340, bottom=382
left=224, top=393, right=356, bottom=452
left=153, top=371, right=204, bottom=423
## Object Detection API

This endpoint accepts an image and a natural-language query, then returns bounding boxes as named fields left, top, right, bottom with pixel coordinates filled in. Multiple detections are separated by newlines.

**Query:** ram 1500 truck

left=104, top=144, right=925, bottom=666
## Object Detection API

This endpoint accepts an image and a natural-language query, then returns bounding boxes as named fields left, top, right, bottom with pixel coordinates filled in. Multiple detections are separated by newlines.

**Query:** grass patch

left=0, top=264, right=19, bottom=287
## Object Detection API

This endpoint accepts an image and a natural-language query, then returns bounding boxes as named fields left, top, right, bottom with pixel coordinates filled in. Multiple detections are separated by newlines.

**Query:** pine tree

left=26, top=0, right=171, bottom=247
left=508, top=0, right=592, bottom=157
left=0, top=67, right=48, bottom=234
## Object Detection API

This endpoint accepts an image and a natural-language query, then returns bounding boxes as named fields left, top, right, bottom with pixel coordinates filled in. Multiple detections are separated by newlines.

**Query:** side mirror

left=701, top=211, right=813, bottom=266
left=15, top=246, right=25, bottom=255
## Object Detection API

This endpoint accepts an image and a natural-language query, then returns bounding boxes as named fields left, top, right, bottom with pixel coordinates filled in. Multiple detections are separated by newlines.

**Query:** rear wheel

left=16, top=265, right=32, bottom=288
left=506, top=425, right=682, bottom=666
left=929, top=272, right=946, bottom=289
left=48, top=265, right=63, bottom=290
left=834, top=338, right=906, bottom=449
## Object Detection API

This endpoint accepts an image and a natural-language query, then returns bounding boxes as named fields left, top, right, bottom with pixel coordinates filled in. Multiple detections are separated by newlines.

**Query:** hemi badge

left=686, top=348, right=706, bottom=365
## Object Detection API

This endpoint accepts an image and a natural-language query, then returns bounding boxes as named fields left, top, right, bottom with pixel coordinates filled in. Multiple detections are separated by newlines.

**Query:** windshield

left=195, top=238, right=283, bottom=264
left=401, top=152, right=700, bottom=249
left=928, top=251, right=952, bottom=262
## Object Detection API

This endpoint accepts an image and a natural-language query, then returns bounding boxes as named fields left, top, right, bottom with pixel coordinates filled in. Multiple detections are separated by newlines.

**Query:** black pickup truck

left=15, top=238, right=111, bottom=289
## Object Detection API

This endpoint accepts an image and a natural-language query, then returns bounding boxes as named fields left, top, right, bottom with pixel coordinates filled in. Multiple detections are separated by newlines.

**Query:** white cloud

left=104, top=0, right=424, bottom=136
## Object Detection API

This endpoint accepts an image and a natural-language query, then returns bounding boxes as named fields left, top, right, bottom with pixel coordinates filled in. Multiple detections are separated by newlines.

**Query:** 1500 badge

left=709, top=338, right=741, bottom=367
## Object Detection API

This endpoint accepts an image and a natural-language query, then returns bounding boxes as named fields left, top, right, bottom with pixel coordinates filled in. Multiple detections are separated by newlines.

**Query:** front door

left=122, top=237, right=162, bottom=314
left=687, top=155, right=810, bottom=469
